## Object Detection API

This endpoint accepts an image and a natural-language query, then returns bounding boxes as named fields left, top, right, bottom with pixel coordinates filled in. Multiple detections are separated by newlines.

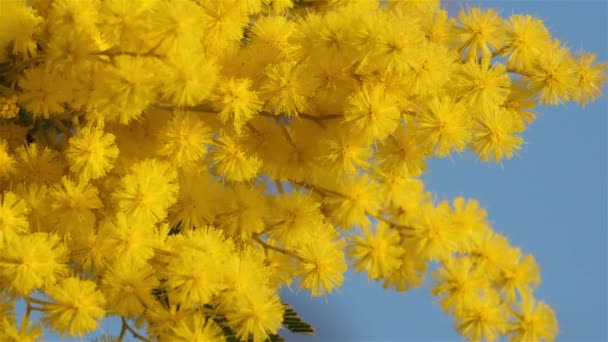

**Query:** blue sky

left=282, top=1, right=608, bottom=341
left=33, top=1, right=607, bottom=341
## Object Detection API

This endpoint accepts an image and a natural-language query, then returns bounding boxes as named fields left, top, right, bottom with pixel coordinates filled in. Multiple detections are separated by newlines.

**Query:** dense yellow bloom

left=157, top=112, right=211, bottom=168
left=100, top=213, right=157, bottom=266
left=165, top=248, right=224, bottom=306
left=13, top=144, right=65, bottom=185
left=382, top=250, right=428, bottom=292
left=508, top=295, right=558, bottom=342
left=0, top=140, right=16, bottom=179
left=43, top=277, right=106, bottom=336
left=343, top=84, right=401, bottom=142
left=161, top=51, right=218, bottom=107
left=226, top=289, right=284, bottom=342
left=213, top=185, right=265, bottom=239
left=323, top=175, right=381, bottom=229
left=169, top=169, right=220, bottom=230
left=453, top=7, right=505, bottom=60
left=451, top=59, right=511, bottom=114
left=49, top=176, right=101, bottom=233
left=211, top=133, right=262, bottom=182
left=376, top=125, right=427, bottom=177
left=261, top=61, right=318, bottom=116
left=18, top=67, right=71, bottom=118
left=211, top=77, right=263, bottom=133
left=100, top=259, right=158, bottom=317
left=1, top=0, right=605, bottom=340
left=349, top=222, right=404, bottom=280
left=318, top=126, right=371, bottom=180
left=455, top=291, right=507, bottom=342
left=268, top=192, right=325, bottom=247
left=572, top=53, right=608, bottom=107
left=432, top=257, right=487, bottom=315
left=0, top=191, right=30, bottom=246
left=0, top=317, right=43, bottom=342
left=527, top=41, right=577, bottom=105
left=0, top=96, right=19, bottom=119
left=167, top=312, right=225, bottom=342
left=504, top=15, right=551, bottom=70
left=0, top=232, right=69, bottom=295
left=297, top=224, right=347, bottom=296
left=112, top=159, right=179, bottom=223
left=412, top=202, right=459, bottom=261
left=494, top=249, right=541, bottom=303
left=0, top=1, right=42, bottom=57
left=66, top=125, right=119, bottom=180
left=415, top=96, right=470, bottom=157
left=470, top=110, right=523, bottom=163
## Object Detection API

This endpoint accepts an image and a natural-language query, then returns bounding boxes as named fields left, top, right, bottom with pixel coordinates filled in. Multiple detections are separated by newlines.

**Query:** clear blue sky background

left=34, top=1, right=606, bottom=341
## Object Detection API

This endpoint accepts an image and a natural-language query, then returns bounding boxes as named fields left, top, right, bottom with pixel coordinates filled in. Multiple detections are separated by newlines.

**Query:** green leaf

left=280, top=302, right=315, bottom=336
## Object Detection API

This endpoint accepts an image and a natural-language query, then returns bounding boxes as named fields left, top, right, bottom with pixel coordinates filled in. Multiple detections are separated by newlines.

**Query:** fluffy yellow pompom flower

left=49, top=176, right=102, bottom=233
left=382, top=251, right=428, bottom=293
left=112, top=159, right=179, bottom=223
left=211, top=77, right=263, bottom=134
left=226, top=289, right=284, bottom=342
left=469, top=110, right=523, bottom=163
left=431, top=257, right=488, bottom=315
left=169, top=169, right=221, bottom=230
left=0, top=1, right=42, bottom=57
left=268, top=192, right=325, bottom=248
left=415, top=96, right=470, bottom=157
left=527, top=41, right=577, bottom=105
left=494, top=249, right=540, bottom=303
left=66, top=125, right=119, bottom=180
left=412, top=202, right=459, bottom=261
left=13, top=143, right=65, bottom=185
left=343, top=84, right=401, bottom=142
left=100, top=259, right=158, bottom=317
left=455, top=291, right=507, bottom=342
left=100, top=213, right=157, bottom=266
left=18, top=66, right=71, bottom=118
left=451, top=59, right=511, bottom=113
left=504, top=15, right=551, bottom=70
left=508, top=295, right=558, bottom=342
left=161, top=51, right=218, bottom=107
left=158, top=112, right=211, bottom=168
left=96, top=56, right=156, bottom=124
left=43, top=277, right=106, bottom=337
left=0, top=191, right=30, bottom=247
left=250, top=16, right=297, bottom=59
left=349, top=222, right=404, bottom=280
left=323, top=175, right=381, bottom=229
left=0, top=232, right=69, bottom=295
left=165, top=248, right=224, bottom=306
left=151, top=0, right=207, bottom=53
left=318, top=127, right=371, bottom=181
left=211, top=133, right=262, bottom=182
left=0, top=140, right=16, bottom=179
left=376, top=125, right=427, bottom=177
left=216, top=185, right=267, bottom=239
left=0, top=96, right=19, bottom=119
left=261, top=61, right=318, bottom=116
left=0, top=317, right=43, bottom=342
left=168, top=312, right=225, bottom=342
left=453, top=7, right=505, bottom=60
left=296, top=224, right=347, bottom=296
left=572, top=53, right=608, bottom=107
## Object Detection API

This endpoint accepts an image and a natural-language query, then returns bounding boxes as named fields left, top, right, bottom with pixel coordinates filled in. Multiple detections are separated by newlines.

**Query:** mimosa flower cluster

left=0, top=0, right=605, bottom=341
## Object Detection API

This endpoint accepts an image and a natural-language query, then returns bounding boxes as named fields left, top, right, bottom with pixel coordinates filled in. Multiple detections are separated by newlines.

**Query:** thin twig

left=252, top=235, right=307, bottom=262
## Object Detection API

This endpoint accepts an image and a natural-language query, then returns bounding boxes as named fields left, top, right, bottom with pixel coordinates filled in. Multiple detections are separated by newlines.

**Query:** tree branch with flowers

left=0, top=0, right=606, bottom=341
